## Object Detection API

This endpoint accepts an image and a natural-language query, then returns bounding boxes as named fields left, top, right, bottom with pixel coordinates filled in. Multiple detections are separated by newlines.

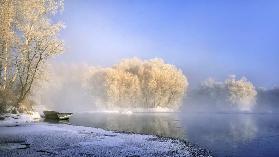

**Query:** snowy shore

left=0, top=113, right=41, bottom=127
left=0, top=115, right=212, bottom=157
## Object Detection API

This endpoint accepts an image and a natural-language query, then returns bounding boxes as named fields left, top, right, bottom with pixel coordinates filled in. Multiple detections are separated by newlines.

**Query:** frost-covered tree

left=189, top=76, right=257, bottom=111
left=138, top=59, right=188, bottom=108
left=225, top=76, right=257, bottom=111
left=88, top=58, right=188, bottom=109
left=0, top=0, right=64, bottom=112
left=106, top=68, right=141, bottom=108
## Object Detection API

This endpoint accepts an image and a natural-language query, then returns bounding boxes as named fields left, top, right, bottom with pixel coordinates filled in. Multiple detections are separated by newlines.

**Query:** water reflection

left=178, top=113, right=279, bottom=157
left=179, top=114, right=258, bottom=141
left=43, top=118, right=71, bottom=124
left=68, top=112, right=279, bottom=157
left=229, top=116, right=257, bottom=142
left=70, top=112, right=185, bottom=139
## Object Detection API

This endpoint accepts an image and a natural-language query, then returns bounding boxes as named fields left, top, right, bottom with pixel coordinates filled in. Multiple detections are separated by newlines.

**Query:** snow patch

left=0, top=123, right=207, bottom=157
left=0, top=112, right=41, bottom=127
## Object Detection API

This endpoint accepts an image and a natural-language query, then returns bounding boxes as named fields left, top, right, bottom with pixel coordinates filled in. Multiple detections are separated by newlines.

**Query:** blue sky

left=56, top=0, right=279, bottom=88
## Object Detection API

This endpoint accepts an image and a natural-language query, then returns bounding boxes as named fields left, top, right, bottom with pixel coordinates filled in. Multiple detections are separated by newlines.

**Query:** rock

left=0, top=116, right=5, bottom=120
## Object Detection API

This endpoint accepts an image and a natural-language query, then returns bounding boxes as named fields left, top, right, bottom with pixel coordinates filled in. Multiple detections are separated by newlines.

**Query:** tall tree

left=0, top=0, right=64, bottom=111
left=88, top=58, right=188, bottom=109
left=0, top=0, right=16, bottom=90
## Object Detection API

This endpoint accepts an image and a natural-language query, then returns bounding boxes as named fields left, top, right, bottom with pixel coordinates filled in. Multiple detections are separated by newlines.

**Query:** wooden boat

left=43, top=111, right=72, bottom=120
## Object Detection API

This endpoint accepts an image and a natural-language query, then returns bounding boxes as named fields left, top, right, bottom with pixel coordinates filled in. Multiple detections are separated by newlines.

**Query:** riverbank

left=0, top=121, right=212, bottom=157
left=0, top=113, right=41, bottom=127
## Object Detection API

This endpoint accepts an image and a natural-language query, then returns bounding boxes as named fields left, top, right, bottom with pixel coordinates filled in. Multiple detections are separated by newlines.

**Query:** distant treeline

left=185, top=81, right=279, bottom=112
left=184, top=76, right=257, bottom=112
left=255, top=88, right=279, bottom=112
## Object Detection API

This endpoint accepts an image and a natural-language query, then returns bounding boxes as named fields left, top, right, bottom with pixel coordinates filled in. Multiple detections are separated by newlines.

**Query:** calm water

left=68, top=112, right=279, bottom=157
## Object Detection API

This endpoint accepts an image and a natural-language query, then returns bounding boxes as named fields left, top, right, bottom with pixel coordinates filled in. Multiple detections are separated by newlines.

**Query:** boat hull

left=43, top=111, right=72, bottom=120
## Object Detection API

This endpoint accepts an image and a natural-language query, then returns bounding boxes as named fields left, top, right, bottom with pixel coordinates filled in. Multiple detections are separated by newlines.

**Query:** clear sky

left=55, top=0, right=279, bottom=88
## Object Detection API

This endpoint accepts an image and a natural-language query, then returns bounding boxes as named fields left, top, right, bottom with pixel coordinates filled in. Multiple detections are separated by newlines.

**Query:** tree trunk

left=3, top=43, right=8, bottom=90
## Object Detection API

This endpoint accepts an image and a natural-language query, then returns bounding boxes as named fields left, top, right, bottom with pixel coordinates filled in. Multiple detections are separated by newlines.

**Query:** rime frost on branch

left=0, top=0, right=64, bottom=112
left=87, top=58, right=188, bottom=109
left=199, top=76, right=257, bottom=111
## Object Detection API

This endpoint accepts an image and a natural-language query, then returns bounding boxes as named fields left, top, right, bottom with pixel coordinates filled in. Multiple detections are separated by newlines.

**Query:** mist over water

left=33, top=61, right=279, bottom=114
left=32, top=63, right=94, bottom=112
left=34, top=58, right=188, bottom=112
